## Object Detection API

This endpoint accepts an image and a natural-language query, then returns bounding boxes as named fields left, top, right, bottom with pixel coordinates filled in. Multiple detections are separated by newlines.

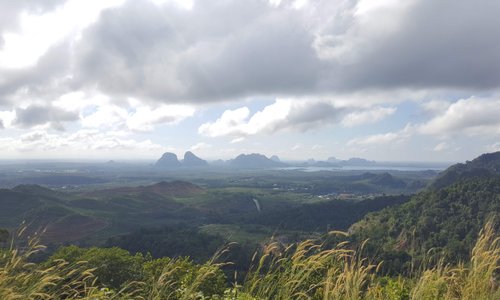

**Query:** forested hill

left=349, top=152, right=500, bottom=273
left=430, top=151, right=500, bottom=189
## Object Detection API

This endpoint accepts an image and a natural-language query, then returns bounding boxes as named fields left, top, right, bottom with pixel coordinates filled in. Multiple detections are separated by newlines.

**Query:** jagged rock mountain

left=270, top=155, right=281, bottom=162
left=183, top=151, right=208, bottom=167
left=155, top=152, right=181, bottom=168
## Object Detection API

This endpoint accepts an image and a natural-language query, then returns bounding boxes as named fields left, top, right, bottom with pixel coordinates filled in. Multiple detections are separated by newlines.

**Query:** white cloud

left=189, top=142, right=211, bottom=151
left=0, top=110, right=16, bottom=128
left=81, top=105, right=128, bottom=129
left=126, top=104, right=195, bottom=132
left=347, top=132, right=400, bottom=146
left=150, top=0, right=193, bottom=10
left=268, top=0, right=282, bottom=7
left=433, top=142, right=449, bottom=152
left=341, top=106, right=396, bottom=127
left=292, top=0, right=309, bottom=10
left=53, top=91, right=108, bottom=111
left=418, top=97, right=500, bottom=136
left=432, top=141, right=462, bottom=152
left=0, top=129, right=166, bottom=158
left=198, top=107, right=251, bottom=138
left=230, top=137, right=245, bottom=144
left=420, top=100, right=451, bottom=115
left=0, top=0, right=126, bottom=69
left=80, top=103, right=194, bottom=131
left=485, top=142, right=500, bottom=152
left=199, top=98, right=342, bottom=139
left=347, top=124, right=414, bottom=147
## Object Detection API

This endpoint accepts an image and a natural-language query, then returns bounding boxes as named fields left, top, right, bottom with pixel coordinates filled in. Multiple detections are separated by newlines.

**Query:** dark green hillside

left=81, top=180, right=204, bottom=198
left=348, top=152, right=500, bottom=273
left=0, top=186, right=72, bottom=228
left=15, top=175, right=107, bottom=186
left=350, top=177, right=499, bottom=272
left=0, top=181, right=208, bottom=244
left=430, top=151, right=500, bottom=189
left=0, top=189, right=43, bottom=222
left=368, top=173, right=407, bottom=189
left=12, top=184, right=66, bottom=197
left=248, top=195, right=410, bottom=231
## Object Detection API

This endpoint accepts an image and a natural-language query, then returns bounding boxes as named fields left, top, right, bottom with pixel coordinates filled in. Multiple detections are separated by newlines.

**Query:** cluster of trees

left=248, top=195, right=410, bottom=231
left=105, top=225, right=260, bottom=280
left=106, top=225, right=226, bottom=263
left=45, top=245, right=226, bottom=297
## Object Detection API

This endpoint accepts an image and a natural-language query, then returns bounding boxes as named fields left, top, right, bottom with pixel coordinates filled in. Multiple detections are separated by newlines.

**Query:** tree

left=48, top=246, right=144, bottom=290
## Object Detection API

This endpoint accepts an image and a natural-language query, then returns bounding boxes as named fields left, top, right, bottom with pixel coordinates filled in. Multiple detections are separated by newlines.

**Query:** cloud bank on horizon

left=0, top=0, right=499, bottom=161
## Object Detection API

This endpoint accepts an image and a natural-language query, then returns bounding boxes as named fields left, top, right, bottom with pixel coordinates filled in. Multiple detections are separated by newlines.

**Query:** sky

left=0, top=0, right=499, bottom=162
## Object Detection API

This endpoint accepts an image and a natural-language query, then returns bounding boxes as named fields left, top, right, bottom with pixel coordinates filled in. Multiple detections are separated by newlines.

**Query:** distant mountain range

left=228, top=153, right=287, bottom=168
left=155, top=151, right=208, bottom=168
left=155, top=152, right=379, bottom=169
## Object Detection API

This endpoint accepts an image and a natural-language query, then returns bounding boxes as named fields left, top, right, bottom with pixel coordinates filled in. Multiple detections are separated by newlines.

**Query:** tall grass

left=0, top=227, right=139, bottom=299
left=0, top=222, right=498, bottom=299
left=240, top=223, right=499, bottom=300
left=411, top=221, right=499, bottom=300
left=240, top=235, right=379, bottom=300
left=142, top=246, right=229, bottom=299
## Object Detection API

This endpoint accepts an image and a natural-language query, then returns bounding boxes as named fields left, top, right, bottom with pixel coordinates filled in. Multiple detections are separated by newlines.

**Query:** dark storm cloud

left=2, top=0, right=500, bottom=106
left=72, top=0, right=500, bottom=103
left=177, top=2, right=322, bottom=100
left=0, top=41, right=71, bottom=105
left=72, top=0, right=323, bottom=103
left=14, top=104, right=78, bottom=130
left=286, top=102, right=343, bottom=131
left=336, top=0, right=500, bottom=91
left=73, top=0, right=177, bottom=98
left=260, top=101, right=345, bottom=134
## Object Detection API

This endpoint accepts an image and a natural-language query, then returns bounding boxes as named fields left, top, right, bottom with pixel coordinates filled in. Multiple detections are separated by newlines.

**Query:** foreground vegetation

left=1, top=220, right=498, bottom=299
left=350, top=177, right=500, bottom=274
